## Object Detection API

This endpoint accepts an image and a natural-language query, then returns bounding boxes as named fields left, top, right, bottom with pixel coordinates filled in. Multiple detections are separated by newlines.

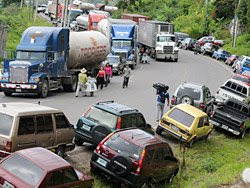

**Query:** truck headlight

left=0, top=75, right=8, bottom=81
left=30, top=77, right=40, bottom=82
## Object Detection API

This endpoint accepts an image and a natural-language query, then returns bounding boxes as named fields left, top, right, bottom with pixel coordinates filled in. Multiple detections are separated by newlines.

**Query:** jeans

left=75, top=82, right=86, bottom=97
left=156, top=102, right=165, bottom=121
left=123, top=76, right=129, bottom=88
left=105, top=74, right=111, bottom=87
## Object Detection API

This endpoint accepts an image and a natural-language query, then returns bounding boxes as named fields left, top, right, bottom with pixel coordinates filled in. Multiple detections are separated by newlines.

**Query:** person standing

left=156, top=86, right=170, bottom=122
left=96, top=67, right=106, bottom=90
left=75, top=68, right=88, bottom=97
left=122, top=64, right=131, bottom=88
left=104, top=63, right=112, bottom=87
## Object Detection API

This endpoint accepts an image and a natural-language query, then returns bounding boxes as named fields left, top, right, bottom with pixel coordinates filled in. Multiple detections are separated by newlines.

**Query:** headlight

left=30, top=77, right=40, bottom=82
left=0, top=74, right=8, bottom=81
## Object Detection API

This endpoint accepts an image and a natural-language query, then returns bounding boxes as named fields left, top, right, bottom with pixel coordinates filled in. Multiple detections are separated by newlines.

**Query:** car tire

left=39, top=80, right=49, bottom=98
left=91, top=124, right=112, bottom=145
left=205, top=131, right=212, bottom=140
left=188, top=137, right=195, bottom=147
left=180, top=95, right=194, bottom=105
left=90, top=92, right=94, bottom=97
left=239, top=128, right=246, bottom=139
left=74, top=137, right=84, bottom=146
left=202, top=51, right=206, bottom=55
left=156, top=126, right=163, bottom=135
left=174, top=58, right=178, bottom=62
left=56, top=146, right=65, bottom=158
left=109, top=154, right=132, bottom=177
left=165, top=171, right=176, bottom=184
left=4, top=91, right=12, bottom=96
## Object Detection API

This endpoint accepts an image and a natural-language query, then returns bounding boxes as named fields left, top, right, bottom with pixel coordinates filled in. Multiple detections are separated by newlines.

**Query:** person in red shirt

left=96, top=67, right=106, bottom=89
left=104, top=63, right=112, bottom=87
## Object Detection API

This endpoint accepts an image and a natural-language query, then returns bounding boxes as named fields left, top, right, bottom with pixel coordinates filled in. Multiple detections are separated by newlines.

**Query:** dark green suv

left=74, top=101, right=154, bottom=146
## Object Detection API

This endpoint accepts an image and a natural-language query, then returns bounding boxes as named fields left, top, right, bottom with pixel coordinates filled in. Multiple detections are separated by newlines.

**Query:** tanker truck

left=0, top=27, right=109, bottom=98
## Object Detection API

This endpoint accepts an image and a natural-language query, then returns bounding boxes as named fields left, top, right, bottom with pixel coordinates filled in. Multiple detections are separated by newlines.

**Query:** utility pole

left=232, top=0, right=241, bottom=48
left=67, top=0, right=73, bottom=28
left=20, top=0, right=23, bottom=8
left=34, top=0, right=38, bottom=21
left=55, top=0, right=59, bottom=27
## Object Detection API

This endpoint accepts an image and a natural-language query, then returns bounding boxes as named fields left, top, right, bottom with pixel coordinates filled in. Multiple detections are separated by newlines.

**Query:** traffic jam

left=0, top=0, right=250, bottom=188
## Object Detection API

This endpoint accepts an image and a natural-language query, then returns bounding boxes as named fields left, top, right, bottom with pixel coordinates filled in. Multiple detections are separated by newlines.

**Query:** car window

left=0, top=113, right=13, bottom=136
left=36, top=115, right=53, bottom=133
left=168, top=108, right=195, bottom=127
left=163, top=145, right=173, bottom=158
left=130, top=115, right=137, bottom=127
left=105, top=134, right=143, bottom=160
left=203, top=88, right=211, bottom=101
left=225, top=81, right=232, bottom=88
left=198, top=117, right=204, bottom=128
left=154, top=148, right=164, bottom=163
left=18, top=116, right=35, bottom=135
left=1, top=154, right=44, bottom=187
left=177, top=86, right=201, bottom=100
left=144, top=149, right=154, bottom=164
left=121, top=116, right=130, bottom=128
left=136, top=115, right=146, bottom=127
left=47, top=170, right=63, bottom=186
left=231, top=83, right=237, bottom=90
left=64, top=168, right=78, bottom=183
left=55, top=113, right=70, bottom=129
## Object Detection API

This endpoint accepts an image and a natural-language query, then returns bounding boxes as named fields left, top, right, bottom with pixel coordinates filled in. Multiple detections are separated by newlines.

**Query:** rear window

left=168, top=108, right=195, bottom=127
left=105, top=134, right=143, bottom=160
left=177, top=86, right=201, bottom=100
left=0, top=113, right=13, bottom=136
left=1, top=154, right=44, bottom=186
left=84, top=106, right=118, bottom=129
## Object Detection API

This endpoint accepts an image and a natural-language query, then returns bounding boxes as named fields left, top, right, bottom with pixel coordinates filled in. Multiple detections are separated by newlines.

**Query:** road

left=0, top=49, right=233, bottom=173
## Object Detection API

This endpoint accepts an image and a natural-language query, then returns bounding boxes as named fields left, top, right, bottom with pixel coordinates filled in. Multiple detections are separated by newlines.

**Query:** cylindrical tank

left=97, top=19, right=110, bottom=37
left=104, top=6, right=118, bottom=13
left=68, top=31, right=110, bottom=69
left=79, top=3, right=95, bottom=11
left=76, top=14, right=88, bottom=26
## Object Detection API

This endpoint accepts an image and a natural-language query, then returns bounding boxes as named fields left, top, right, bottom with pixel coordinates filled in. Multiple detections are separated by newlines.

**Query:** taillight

left=200, top=103, right=205, bottom=110
left=82, top=105, right=92, bottom=116
left=171, top=96, right=176, bottom=105
left=136, top=149, right=146, bottom=175
left=95, top=132, right=113, bottom=154
left=116, top=117, right=122, bottom=129
left=6, top=141, right=12, bottom=153
left=240, top=123, right=245, bottom=129
left=0, top=177, right=4, bottom=185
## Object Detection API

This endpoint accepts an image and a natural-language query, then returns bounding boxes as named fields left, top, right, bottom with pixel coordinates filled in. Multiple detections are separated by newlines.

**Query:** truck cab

left=0, top=27, right=70, bottom=98
left=88, top=10, right=109, bottom=31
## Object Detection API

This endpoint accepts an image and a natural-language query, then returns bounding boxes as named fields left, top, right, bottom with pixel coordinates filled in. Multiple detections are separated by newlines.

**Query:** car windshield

left=157, top=36, right=175, bottom=42
left=1, top=154, right=44, bottom=187
left=105, top=134, right=143, bottom=160
left=223, top=51, right=230, bottom=56
left=177, top=86, right=201, bottom=100
left=84, top=106, right=117, bottom=129
left=168, top=108, right=195, bottom=127
left=107, top=56, right=119, bottom=64
left=112, top=40, right=131, bottom=47
left=0, top=113, right=13, bottom=136
left=243, top=59, right=250, bottom=68
left=16, top=51, right=45, bottom=60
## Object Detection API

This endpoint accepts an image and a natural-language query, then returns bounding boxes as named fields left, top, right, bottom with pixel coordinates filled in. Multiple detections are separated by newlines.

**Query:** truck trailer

left=138, top=20, right=179, bottom=62
left=121, top=13, right=149, bottom=23
left=0, top=27, right=109, bottom=97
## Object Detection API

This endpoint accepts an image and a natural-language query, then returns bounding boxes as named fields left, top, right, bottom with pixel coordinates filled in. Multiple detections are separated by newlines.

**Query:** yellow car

left=156, top=104, right=213, bottom=146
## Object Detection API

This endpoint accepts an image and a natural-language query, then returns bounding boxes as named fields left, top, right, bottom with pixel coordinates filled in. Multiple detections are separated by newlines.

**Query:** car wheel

left=180, top=95, right=194, bottom=105
left=239, top=128, right=246, bottom=139
left=165, top=171, right=176, bottom=184
left=56, top=146, right=65, bottom=158
left=202, top=51, right=206, bottom=55
left=109, top=154, right=132, bottom=177
left=216, top=56, right=219, bottom=60
left=188, top=138, right=195, bottom=147
left=156, top=126, right=163, bottom=135
left=74, top=137, right=84, bottom=146
left=91, top=124, right=112, bottom=145
left=205, top=131, right=212, bottom=140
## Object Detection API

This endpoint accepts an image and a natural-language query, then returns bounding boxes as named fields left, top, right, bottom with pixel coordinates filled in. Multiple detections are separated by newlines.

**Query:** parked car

left=106, top=55, right=125, bottom=75
left=232, top=55, right=250, bottom=73
left=37, top=4, right=47, bottom=13
left=175, top=32, right=189, bottom=47
left=225, top=54, right=238, bottom=66
left=181, top=38, right=197, bottom=50
left=232, top=72, right=250, bottom=85
left=90, top=128, right=179, bottom=187
left=0, top=147, right=93, bottom=188
left=240, top=57, right=250, bottom=73
left=212, top=49, right=231, bottom=61
left=156, top=104, right=213, bottom=146
left=0, top=102, right=75, bottom=158
left=198, top=36, right=214, bottom=46
left=215, top=78, right=250, bottom=104
left=74, top=101, right=154, bottom=146
left=210, top=99, right=250, bottom=138
left=200, top=43, right=219, bottom=56
left=170, top=82, right=214, bottom=115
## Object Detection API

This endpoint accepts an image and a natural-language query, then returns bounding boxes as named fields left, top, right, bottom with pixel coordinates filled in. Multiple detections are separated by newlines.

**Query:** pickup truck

left=210, top=99, right=250, bottom=138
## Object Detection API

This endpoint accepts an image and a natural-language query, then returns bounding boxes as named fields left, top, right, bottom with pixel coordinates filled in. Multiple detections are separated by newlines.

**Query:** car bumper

left=0, top=150, right=11, bottom=159
left=209, top=120, right=240, bottom=135
left=75, top=130, right=97, bottom=146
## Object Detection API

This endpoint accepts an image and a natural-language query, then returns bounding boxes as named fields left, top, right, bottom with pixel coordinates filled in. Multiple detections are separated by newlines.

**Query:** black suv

left=91, top=128, right=179, bottom=187
left=74, top=101, right=154, bottom=146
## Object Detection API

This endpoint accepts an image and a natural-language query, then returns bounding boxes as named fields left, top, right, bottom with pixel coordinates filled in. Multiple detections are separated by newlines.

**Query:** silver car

left=170, top=82, right=214, bottom=115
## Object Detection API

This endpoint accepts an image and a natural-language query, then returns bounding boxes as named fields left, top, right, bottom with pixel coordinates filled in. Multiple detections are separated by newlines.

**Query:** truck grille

left=163, top=46, right=173, bottom=53
left=114, top=52, right=127, bottom=61
left=10, top=67, right=28, bottom=83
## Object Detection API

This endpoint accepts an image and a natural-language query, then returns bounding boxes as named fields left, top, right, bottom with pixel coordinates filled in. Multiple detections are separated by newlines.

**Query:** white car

left=37, top=4, right=47, bottom=13
left=215, top=78, right=250, bottom=104
left=232, top=55, right=250, bottom=73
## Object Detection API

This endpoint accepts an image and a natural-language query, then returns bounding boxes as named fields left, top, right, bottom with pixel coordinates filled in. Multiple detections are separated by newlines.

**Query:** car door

left=203, top=87, right=213, bottom=111
left=196, top=117, right=207, bottom=139
left=15, top=116, right=36, bottom=150
left=35, top=114, right=55, bottom=148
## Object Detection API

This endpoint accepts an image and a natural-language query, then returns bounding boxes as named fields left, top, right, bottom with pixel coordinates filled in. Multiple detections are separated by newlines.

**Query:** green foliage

left=1, top=0, right=20, bottom=7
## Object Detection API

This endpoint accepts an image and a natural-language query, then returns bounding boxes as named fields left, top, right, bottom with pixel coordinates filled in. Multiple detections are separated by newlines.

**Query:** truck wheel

left=63, top=75, right=77, bottom=92
left=39, top=80, right=49, bottom=98
left=74, top=137, right=84, bottom=146
left=4, top=91, right=12, bottom=96
left=174, top=58, right=178, bottom=62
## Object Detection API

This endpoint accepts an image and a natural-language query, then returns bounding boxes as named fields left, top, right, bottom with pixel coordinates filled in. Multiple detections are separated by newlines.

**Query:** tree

left=2, top=0, right=20, bottom=7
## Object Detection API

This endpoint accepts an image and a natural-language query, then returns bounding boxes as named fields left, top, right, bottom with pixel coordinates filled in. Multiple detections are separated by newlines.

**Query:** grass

left=93, top=131, right=250, bottom=188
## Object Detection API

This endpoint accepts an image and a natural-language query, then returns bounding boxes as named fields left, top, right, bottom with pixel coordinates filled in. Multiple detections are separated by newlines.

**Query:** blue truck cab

left=0, top=27, right=75, bottom=97
left=111, top=23, right=137, bottom=69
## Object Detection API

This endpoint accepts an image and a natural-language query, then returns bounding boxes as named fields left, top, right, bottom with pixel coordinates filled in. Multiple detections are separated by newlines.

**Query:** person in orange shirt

left=96, top=67, right=106, bottom=90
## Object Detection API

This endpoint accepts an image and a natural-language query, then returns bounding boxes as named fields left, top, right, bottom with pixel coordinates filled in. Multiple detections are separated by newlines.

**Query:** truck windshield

left=16, top=51, right=45, bottom=60
left=113, top=40, right=132, bottom=47
left=157, top=36, right=175, bottom=42
left=107, top=57, right=119, bottom=64
left=70, top=11, right=82, bottom=22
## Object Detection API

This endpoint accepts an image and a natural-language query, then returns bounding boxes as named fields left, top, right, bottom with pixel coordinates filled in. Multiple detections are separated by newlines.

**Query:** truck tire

left=63, top=75, right=77, bottom=92
left=4, top=91, right=12, bottom=96
left=174, top=58, right=178, bottom=62
left=39, top=80, right=49, bottom=98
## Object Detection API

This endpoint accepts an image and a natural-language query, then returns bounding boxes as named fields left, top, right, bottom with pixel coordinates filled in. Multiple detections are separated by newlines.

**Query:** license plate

left=96, top=157, right=107, bottom=167
left=15, top=88, right=21, bottom=92
left=82, top=124, right=91, bottom=131
left=3, top=181, right=14, bottom=188
left=171, top=125, right=179, bottom=132
left=222, top=125, right=228, bottom=129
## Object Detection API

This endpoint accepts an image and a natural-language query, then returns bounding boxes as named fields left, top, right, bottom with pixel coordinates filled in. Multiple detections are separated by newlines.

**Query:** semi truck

left=110, top=19, right=138, bottom=69
left=0, top=27, right=109, bottom=98
left=138, top=20, right=179, bottom=62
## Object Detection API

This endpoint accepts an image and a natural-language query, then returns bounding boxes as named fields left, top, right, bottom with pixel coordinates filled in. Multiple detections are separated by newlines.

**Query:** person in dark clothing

left=96, top=67, right=106, bottom=90
left=156, top=87, right=169, bottom=122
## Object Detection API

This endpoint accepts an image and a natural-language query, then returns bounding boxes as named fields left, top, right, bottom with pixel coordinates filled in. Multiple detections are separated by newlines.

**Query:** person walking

left=122, top=64, right=131, bottom=88
left=194, top=42, right=200, bottom=55
left=75, top=68, right=88, bottom=97
left=156, top=86, right=170, bottom=122
left=96, top=67, right=106, bottom=90
left=104, top=63, right=112, bottom=87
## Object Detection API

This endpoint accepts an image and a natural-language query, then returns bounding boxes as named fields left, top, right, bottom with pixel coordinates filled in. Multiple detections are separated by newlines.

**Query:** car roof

left=117, top=129, right=164, bottom=148
left=94, top=101, right=139, bottom=115
left=178, top=82, right=205, bottom=90
left=16, top=147, right=70, bottom=172
left=0, top=102, right=61, bottom=116
left=174, top=104, right=207, bottom=117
